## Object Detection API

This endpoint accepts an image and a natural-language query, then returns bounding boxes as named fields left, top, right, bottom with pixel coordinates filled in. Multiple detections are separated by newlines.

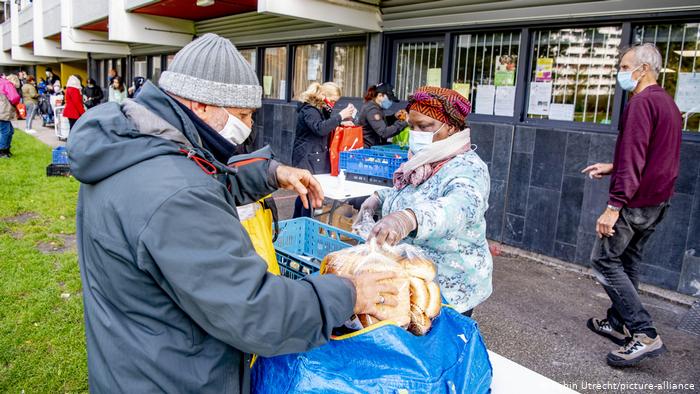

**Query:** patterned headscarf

left=406, top=86, right=471, bottom=129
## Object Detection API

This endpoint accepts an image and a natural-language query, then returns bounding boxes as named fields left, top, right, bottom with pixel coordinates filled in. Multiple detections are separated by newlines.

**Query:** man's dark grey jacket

left=67, top=82, right=355, bottom=393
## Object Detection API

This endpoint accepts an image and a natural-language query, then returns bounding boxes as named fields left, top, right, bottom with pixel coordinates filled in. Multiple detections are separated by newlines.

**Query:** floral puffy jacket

left=377, top=150, right=493, bottom=313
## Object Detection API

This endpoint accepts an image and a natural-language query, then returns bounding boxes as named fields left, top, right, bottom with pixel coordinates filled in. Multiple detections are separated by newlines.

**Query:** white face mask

left=409, top=123, right=444, bottom=154
left=218, top=107, right=252, bottom=145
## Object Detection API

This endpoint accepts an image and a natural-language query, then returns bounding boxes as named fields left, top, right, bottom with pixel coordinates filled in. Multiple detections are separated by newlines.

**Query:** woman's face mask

left=409, top=123, right=444, bottom=154
left=380, top=94, right=393, bottom=110
left=218, top=107, right=252, bottom=145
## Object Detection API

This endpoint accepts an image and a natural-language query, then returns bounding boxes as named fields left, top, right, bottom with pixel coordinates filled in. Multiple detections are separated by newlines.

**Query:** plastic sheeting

left=252, top=306, right=492, bottom=393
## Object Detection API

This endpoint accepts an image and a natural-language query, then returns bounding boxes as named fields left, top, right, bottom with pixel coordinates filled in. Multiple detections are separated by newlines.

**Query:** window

left=332, top=42, right=366, bottom=98
left=635, top=22, right=700, bottom=132
left=394, top=40, right=444, bottom=100
left=239, top=48, right=257, bottom=72
left=166, top=54, right=175, bottom=69
left=133, top=57, right=147, bottom=79
left=527, top=26, right=622, bottom=124
left=292, top=44, right=324, bottom=99
left=151, top=55, right=162, bottom=85
left=452, top=31, right=521, bottom=116
left=263, top=46, right=288, bottom=100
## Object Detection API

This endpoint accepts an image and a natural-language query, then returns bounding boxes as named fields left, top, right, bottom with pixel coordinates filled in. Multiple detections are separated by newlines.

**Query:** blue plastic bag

left=252, top=307, right=492, bottom=393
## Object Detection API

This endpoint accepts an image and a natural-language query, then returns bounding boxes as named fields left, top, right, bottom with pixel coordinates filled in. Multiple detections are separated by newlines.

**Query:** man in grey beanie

left=67, top=33, right=397, bottom=393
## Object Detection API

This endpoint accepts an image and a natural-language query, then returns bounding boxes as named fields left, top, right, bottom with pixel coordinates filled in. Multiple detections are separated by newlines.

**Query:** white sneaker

left=25, top=129, right=37, bottom=134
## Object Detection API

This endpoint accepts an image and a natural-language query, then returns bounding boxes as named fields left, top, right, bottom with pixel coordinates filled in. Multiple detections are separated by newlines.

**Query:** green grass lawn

left=0, top=131, right=87, bottom=392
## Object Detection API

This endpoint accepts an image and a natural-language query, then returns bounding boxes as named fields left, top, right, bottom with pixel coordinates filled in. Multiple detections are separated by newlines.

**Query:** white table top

left=314, top=173, right=390, bottom=201
left=488, top=350, right=579, bottom=393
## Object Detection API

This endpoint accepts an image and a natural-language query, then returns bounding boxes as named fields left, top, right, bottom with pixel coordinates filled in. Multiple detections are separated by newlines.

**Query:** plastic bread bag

left=322, top=240, right=411, bottom=328
left=351, top=209, right=376, bottom=240
left=394, top=243, right=442, bottom=336
left=321, top=241, right=441, bottom=335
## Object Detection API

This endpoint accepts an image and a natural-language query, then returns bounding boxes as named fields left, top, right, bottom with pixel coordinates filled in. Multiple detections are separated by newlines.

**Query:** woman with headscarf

left=355, top=86, right=492, bottom=318
left=63, top=75, right=86, bottom=130
left=83, top=78, right=104, bottom=109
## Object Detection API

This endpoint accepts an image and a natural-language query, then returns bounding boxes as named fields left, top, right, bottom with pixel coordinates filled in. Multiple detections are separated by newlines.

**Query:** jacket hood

left=67, top=81, right=205, bottom=184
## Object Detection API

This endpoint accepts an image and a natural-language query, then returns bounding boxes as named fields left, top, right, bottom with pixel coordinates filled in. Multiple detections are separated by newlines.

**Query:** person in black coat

left=357, top=83, right=408, bottom=148
left=291, top=82, right=355, bottom=218
left=83, top=78, right=104, bottom=109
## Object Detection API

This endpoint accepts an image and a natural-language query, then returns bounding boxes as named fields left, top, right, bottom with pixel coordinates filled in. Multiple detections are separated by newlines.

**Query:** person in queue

left=63, top=75, right=85, bottom=130
left=67, top=33, right=397, bottom=393
left=357, top=82, right=408, bottom=147
left=582, top=43, right=681, bottom=367
left=355, top=86, right=492, bottom=318
left=291, top=81, right=355, bottom=217
left=83, top=78, right=104, bottom=109
left=109, top=76, right=127, bottom=104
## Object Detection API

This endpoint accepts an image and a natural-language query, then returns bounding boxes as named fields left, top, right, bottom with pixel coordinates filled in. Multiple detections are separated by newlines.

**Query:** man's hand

left=348, top=271, right=399, bottom=315
left=275, top=165, right=324, bottom=209
left=582, top=163, right=613, bottom=179
left=596, top=208, right=620, bottom=239
left=368, top=210, right=417, bottom=246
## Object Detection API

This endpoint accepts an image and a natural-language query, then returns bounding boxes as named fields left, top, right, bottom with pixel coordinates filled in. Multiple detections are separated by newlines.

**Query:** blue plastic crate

left=273, top=218, right=364, bottom=280
left=339, top=148, right=408, bottom=180
left=371, top=144, right=408, bottom=152
left=52, top=146, right=69, bottom=165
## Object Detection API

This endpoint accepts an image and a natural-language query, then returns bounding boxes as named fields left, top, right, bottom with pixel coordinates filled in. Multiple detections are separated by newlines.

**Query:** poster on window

left=427, top=68, right=442, bottom=87
left=495, top=55, right=517, bottom=86
left=535, top=58, right=554, bottom=82
left=675, top=72, right=700, bottom=113
left=279, top=80, right=286, bottom=100
left=263, top=76, right=273, bottom=96
left=475, top=85, right=496, bottom=115
left=452, top=83, right=471, bottom=99
left=494, top=86, right=516, bottom=117
left=307, top=56, right=320, bottom=81
left=528, top=82, right=553, bottom=115
left=548, top=103, right=575, bottom=121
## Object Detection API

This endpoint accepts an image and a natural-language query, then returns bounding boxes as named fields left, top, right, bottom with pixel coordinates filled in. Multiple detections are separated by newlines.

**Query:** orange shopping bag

left=16, top=103, right=26, bottom=120
left=329, top=125, right=363, bottom=176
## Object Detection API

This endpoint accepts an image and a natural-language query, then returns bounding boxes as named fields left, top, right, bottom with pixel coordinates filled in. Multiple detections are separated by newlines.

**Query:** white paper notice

left=548, top=103, right=575, bottom=121
left=307, top=57, right=320, bottom=81
left=675, top=72, right=700, bottom=113
left=528, top=82, right=553, bottom=115
left=475, top=85, right=496, bottom=115
left=494, top=86, right=516, bottom=117
left=279, top=80, right=286, bottom=100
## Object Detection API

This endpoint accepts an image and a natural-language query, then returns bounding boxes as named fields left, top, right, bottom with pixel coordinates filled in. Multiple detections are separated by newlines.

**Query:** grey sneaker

left=607, top=333, right=667, bottom=367
left=587, top=317, right=630, bottom=346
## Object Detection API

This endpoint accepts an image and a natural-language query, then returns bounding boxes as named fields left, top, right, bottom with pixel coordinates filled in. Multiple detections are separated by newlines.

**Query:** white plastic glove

left=368, top=210, right=417, bottom=246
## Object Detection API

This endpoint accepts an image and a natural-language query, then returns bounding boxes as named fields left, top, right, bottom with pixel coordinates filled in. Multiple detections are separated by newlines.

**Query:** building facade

left=2, top=0, right=699, bottom=296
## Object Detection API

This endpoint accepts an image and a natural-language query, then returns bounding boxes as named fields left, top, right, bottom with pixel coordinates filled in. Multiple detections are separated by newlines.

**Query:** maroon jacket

left=609, top=84, right=682, bottom=209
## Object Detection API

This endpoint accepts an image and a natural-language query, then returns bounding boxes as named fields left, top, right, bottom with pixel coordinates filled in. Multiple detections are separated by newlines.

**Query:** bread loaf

left=402, top=256, right=436, bottom=282
left=408, top=304, right=432, bottom=336
left=322, top=242, right=441, bottom=335
left=425, top=281, right=441, bottom=319
left=409, top=277, right=429, bottom=312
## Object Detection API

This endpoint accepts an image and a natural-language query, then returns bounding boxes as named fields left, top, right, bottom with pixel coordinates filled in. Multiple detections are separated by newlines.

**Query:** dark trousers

left=590, top=203, right=668, bottom=337
left=69, top=118, right=77, bottom=130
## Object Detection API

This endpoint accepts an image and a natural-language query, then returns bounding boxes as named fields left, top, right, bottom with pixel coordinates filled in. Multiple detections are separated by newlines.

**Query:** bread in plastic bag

left=321, top=240, right=441, bottom=335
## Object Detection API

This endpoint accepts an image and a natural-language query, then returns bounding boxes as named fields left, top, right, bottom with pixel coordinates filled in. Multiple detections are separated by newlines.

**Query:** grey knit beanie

left=159, top=33, right=261, bottom=108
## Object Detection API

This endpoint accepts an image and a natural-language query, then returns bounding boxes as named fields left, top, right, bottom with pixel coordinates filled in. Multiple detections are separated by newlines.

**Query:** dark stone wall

left=469, top=121, right=700, bottom=296
left=253, top=101, right=700, bottom=296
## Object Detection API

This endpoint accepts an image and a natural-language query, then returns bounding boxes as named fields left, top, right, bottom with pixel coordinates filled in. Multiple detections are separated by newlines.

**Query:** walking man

left=583, top=43, right=682, bottom=367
